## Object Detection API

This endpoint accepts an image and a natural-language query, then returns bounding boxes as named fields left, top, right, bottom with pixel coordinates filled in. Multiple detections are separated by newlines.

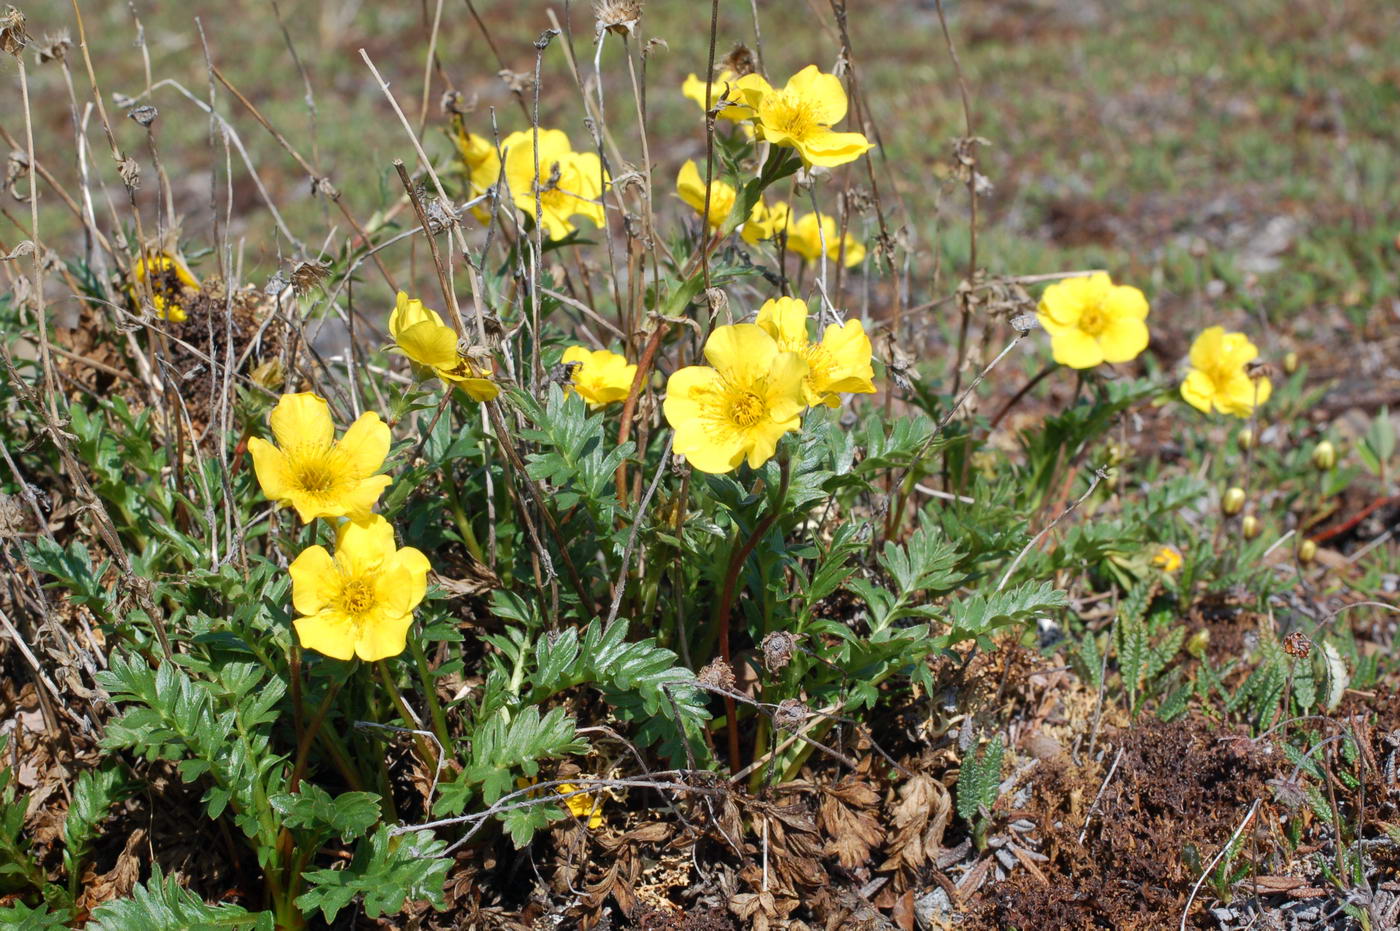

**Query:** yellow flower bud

left=1222, top=487, right=1246, bottom=516
left=1298, top=539, right=1317, bottom=564
left=1241, top=515, right=1260, bottom=539
left=1236, top=427, right=1253, bottom=451
left=1311, top=440, right=1336, bottom=472
left=1186, top=628, right=1211, bottom=659
left=1283, top=351, right=1298, bottom=374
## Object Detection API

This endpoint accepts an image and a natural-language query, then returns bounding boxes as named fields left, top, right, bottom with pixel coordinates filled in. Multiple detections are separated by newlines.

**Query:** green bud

left=1237, top=427, right=1253, bottom=451
left=1283, top=351, right=1299, bottom=375
left=1241, top=515, right=1260, bottom=539
left=1298, top=539, right=1317, bottom=564
left=1222, top=487, right=1246, bottom=516
left=1186, top=628, right=1211, bottom=659
left=1311, top=440, right=1336, bottom=472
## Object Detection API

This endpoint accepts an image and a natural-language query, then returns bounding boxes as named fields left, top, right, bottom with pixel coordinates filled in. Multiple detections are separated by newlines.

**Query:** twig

left=996, top=467, right=1106, bottom=591
left=1077, top=745, right=1123, bottom=844
left=1179, top=799, right=1261, bottom=931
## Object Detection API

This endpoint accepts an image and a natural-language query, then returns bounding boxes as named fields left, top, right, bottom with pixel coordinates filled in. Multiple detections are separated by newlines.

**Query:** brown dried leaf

left=880, top=774, right=951, bottom=875
left=820, top=777, right=885, bottom=870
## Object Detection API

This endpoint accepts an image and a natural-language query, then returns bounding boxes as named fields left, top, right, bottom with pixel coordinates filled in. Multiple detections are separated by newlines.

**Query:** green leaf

left=87, top=867, right=273, bottom=930
left=296, top=829, right=450, bottom=923
left=269, top=785, right=381, bottom=845
left=940, top=581, right=1067, bottom=647
left=956, top=736, right=1005, bottom=823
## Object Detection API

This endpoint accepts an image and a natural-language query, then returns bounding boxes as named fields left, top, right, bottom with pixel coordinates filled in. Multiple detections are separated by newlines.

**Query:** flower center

left=338, top=578, right=376, bottom=618
left=805, top=345, right=835, bottom=394
left=1077, top=302, right=1109, bottom=336
left=765, top=92, right=817, bottom=139
left=292, top=457, right=338, bottom=497
left=728, top=391, right=765, bottom=428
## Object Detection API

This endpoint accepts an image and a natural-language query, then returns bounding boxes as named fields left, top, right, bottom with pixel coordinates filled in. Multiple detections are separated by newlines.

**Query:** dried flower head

left=696, top=658, right=735, bottom=691
left=36, top=30, right=69, bottom=63
left=761, top=630, right=797, bottom=673
left=1282, top=631, right=1311, bottom=659
left=773, top=698, right=808, bottom=731
left=592, top=0, right=641, bottom=36
left=723, top=43, right=756, bottom=78
left=0, top=6, right=29, bottom=57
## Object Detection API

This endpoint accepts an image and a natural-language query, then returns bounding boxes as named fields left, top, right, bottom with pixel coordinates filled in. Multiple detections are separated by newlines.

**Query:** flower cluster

left=663, top=298, right=874, bottom=473
left=128, top=251, right=200, bottom=323
left=249, top=392, right=429, bottom=662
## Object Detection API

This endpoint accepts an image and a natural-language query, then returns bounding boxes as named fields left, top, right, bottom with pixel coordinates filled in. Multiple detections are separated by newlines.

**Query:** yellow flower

left=1152, top=545, right=1183, bottom=572
left=675, top=160, right=736, bottom=230
left=129, top=251, right=199, bottom=323
left=786, top=212, right=864, bottom=266
left=1180, top=326, right=1272, bottom=417
left=388, top=292, right=498, bottom=402
left=562, top=346, right=637, bottom=408
left=741, top=200, right=791, bottom=245
left=557, top=782, right=604, bottom=829
left=289, top=515, right=430, bottom=662
left=663, top=323, right=807, bottom=474
left=754, top=297, right=875, bottom=408
left=450, top=117, right=501, bottom=223
left=247, top=392, right=392, bottom=524
left=682, top=70, right=751, bottom=121
left=734, top=65, right=873, bottom=168
left=1035, top=273, right=1150, bottom=370
left=500, top=129, right=608, bottom=241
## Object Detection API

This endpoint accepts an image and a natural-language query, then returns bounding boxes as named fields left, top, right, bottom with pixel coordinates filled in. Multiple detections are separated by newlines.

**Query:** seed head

left=773, top=698, right=808, bottom=732
left=723, top=43, right=757, bottom=78
left=0, top=6, right=29, bottom=58
left=592, top=0, right=641, bottom=37
left=1282, top=631, right=1311, bottom=659
left=696, top=658, right=734, bottom=692
left=1221, top=486, right=1246, bottom=517
left=760, top=630, right=797, bottom=673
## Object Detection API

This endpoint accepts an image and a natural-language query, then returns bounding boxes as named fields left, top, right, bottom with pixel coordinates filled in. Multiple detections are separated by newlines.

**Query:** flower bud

left=1311, top=440, right=1336, bottom=472
left=1298, top=539, right=1317, bottom=564
left=1237, top=427, right=1253, bottom=451
left=1283, top=351, right=1299, bottom=375
left=1221, top=487, right=1246, bottom=516
left=1241, top=515, right=1260, bottom=539
left=1186, top=628, right=1211, bottom=659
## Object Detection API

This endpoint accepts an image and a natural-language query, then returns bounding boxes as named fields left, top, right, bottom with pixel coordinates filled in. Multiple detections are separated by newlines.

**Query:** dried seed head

left=1241, top=515, right=1260, bottom=540
left=696, top=658, right=734, bottom=691
left=760, top=631, right=797, bottom=674
left=291, top=260, right=330, bottom=296
left=592, top=0, right=641, bottom=36
left=1221, top=486, right=1246, bottom=517
left=1311, top=440, right=1336, bottom=472
left=705, top=287, right=730, bottom=324
left=1298, top=539, right=1317, bottom=565
left=1246, top=358, right=1275, bottom=382
left=1, top=6, right=29, bottom=57
left=36, top=30, right=69, bottom=63
left=773, top=698, right=808, bottom=732
left=1282, top=630, right=1311, bottom=659
left=128, top=105, right=158, bottom=128
left=723, top=43, right=756, bottom=78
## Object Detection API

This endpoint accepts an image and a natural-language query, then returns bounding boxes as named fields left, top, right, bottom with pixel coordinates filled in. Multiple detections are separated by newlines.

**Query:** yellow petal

left=783, top=65, right=848, bottom=125
left=796, top=129, right=873, bottom=168
left=754, top=297, right=811, bottom=353
left=1188, top=326, right=1226, bottom=371
left=763, top=351, right=810, bottom=423
left=270, top=392, right=334, bottom=451
left=703, top=323, right=779, bottom=387
left=294, top=611, right=358, bottom=661
left=335, top=514, right=398, bottom=575
left=397, top=321, right=461, bottom=372
left=354, top=612, right=413, bottom=662
left=1103, top=283, right=1149, bottom=321
left=1180, top=369, right=1217, bottom=414
left=374, top=546, right=431, bottom=618
left=1097, top=316, right=1150, bottom=364
left=247, top=437, right=292, bottom=500
left=663, top=365, right=726, bottom=430
left=817, top=319, right=876, bottom=395
left=289, top=545, right=340, bottom=616
left=336, top=411, right=391, bottom=478
left=1049, top=328, right=1104, bottom=369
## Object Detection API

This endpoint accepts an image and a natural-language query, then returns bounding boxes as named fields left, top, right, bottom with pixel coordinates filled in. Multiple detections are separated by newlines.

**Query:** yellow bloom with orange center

left=501, top=129, right=608, bottom=241
left=1180, top=326, right=1272, bottom=418
left=516, top=777, right=605, bottom=829
left=754, top=297, right=875, bottom=408
left=663, top=324, right=808, bottom=474
left=682, top=69, right=752, bottom=122
left=562, top=346, right=637, bottom=408
left=247, top=392, right=392, bottom=524
left=450, top=117, right=501, bottom=223
left=675, top=160, right=736, bottom=230
left=786, top=212, right=864, bottom=267
left=742, top=200, right=791, bottom=245
left=734, top=65, right=873, bottom=168
left=129, top=251, right=199, bottom=323
left=388, top=292, right=498, bottom=402
left=1035, top=273, right=1150, bottom=370
left=289, top=515, right=430, bottom=662
left=1152, top=545, right=1183, bottom=572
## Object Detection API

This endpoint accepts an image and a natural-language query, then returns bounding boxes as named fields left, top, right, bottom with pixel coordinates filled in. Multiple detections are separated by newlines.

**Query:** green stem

left=409, top=635, right=452, bottom=754
left=445, top=472, right=486, bottom=564
left=376, top=660, right=440, bottom=772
